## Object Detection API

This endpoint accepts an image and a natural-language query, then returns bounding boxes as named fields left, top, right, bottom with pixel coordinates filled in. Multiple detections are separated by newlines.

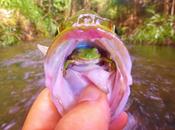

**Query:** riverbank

left=1, top=0, right=175, bottom=46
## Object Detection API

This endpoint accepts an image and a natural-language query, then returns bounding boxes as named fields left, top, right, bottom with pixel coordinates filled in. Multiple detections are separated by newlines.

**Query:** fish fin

left=37, top=44, right=48, bottom=56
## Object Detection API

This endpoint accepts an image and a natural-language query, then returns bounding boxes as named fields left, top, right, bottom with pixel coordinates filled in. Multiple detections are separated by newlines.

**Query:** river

left=0, top=40, right=175, bottom=130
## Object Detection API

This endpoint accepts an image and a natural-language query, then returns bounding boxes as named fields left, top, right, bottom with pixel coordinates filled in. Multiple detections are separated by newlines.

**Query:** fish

left=38, top=10, right=132, bottom=121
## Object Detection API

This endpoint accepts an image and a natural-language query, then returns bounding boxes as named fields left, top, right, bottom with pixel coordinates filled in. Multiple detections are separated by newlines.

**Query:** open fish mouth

left=42, top=11, right=132, bottom=120
left=44, top=26, right=132, bottom=119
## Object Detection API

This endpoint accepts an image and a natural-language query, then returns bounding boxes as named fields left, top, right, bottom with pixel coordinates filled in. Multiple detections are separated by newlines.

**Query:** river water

left=0, top=41, right=175, bottom=130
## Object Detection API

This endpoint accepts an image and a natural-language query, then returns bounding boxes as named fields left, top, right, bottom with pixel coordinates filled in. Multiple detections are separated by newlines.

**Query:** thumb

left=55, top=85, right=110, bottom=130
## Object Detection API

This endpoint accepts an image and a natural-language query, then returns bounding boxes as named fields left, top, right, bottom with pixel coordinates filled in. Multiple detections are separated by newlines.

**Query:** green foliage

left=53, top=0, right=71, bottom=12
left=0, top=23, right=20, bottom=46
left=0, top=0, right=175, bottom=46
left=129, top=10, right=175, bottom=44
left=0, top=0, right=52, bottom=46
left=36, top=0, right=71, bottom=34
left=0, top=0, right=71, bottom=46
left=96, top=0, right=127, bottom=20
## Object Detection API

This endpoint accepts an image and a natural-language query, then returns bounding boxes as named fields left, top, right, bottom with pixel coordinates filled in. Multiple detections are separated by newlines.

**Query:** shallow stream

left=0, top=41, right=175, bottom=130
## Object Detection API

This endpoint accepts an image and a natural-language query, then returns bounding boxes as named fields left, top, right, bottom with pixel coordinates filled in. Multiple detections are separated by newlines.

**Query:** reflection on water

left=0, top=42, right=175, bottom=130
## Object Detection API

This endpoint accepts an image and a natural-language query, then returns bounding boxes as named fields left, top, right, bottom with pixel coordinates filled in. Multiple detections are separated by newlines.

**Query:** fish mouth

left=45, top=27, right=132, bottom=86
left=44, top=25, right=132, bottom=119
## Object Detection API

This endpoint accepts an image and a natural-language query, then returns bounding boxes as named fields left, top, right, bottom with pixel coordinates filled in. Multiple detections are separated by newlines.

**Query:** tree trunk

left=48, top=0, right=51, bottom=15
left=164, top=0, right=170, bottom=15
left=171, top=0, right=175, bottom=15
left=83, top=0, right=90, bottom=10
left=70, top=0, right=77, bottom=16
left=133, top=0, right=138, bottom=16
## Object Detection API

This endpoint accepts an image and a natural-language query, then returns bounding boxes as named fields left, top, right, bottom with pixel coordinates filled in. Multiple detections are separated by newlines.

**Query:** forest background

left=0, top=0, right=175, bottom=46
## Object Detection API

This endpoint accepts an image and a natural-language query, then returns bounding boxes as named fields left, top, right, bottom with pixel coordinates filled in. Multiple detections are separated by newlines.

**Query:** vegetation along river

left=0, top=40, right=175, bottom=130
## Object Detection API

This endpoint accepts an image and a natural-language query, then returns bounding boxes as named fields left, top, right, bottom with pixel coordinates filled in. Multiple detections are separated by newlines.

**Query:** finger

left=22, top=88, right=61, bottom=130
left=109, top=112, right=128, bottom=130
left=55, top=85, right=110, bottom=130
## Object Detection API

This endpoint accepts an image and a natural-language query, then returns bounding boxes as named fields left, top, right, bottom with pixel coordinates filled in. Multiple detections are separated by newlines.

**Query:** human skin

left=22, top=85, right=128, bottom=130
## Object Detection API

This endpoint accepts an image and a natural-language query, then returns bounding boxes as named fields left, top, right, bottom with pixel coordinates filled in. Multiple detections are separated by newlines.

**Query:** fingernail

left=78, top=85, right=101, bottom=102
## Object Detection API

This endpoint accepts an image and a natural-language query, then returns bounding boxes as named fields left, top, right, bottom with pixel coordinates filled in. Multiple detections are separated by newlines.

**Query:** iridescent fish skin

left=44, top=11, right=132, bottom=120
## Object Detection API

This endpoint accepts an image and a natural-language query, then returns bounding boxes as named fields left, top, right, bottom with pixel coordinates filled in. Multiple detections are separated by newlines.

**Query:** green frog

left=64, top=47, right=116, bottom=72
left=64, top=48, right=101, bottom=70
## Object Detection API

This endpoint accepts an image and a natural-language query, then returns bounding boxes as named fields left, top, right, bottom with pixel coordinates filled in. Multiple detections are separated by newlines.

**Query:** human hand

left=22, top=85, right=128, bottom=130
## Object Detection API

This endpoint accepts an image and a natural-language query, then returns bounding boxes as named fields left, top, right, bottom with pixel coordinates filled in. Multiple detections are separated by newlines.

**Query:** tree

left=164, top=0, right=170, bottom=15
left=171, top=0, right=175, bottom=15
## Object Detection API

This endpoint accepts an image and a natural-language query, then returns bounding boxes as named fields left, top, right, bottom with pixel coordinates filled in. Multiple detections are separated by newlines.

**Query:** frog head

left=71, top=48, right=100, bottom=61
left=64, top=48, right=101, bottom=71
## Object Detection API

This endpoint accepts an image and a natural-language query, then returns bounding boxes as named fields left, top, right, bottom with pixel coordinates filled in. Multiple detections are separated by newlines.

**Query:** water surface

left=0, top=42, right=175, bottom=130
left=127, top=45, right=175, bottom=130
left=0, top=40, right=49, bottom=130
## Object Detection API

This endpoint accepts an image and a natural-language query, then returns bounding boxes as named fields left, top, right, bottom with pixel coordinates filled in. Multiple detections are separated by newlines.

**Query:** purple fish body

left=44, top=11, right=132, bottom=120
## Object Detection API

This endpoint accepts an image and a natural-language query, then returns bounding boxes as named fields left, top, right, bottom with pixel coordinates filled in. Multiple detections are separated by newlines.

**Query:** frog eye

left=92, top=48, right=99, bottom=53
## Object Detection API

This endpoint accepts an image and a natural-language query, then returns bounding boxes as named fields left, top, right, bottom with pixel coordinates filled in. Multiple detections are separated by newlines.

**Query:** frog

left=64, top=47, right=116, bottom=72
left=64, top=47, right=101, bottom=70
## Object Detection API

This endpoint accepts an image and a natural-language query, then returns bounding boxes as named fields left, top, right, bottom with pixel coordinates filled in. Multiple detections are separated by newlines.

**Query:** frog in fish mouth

left=64, top=46, right=116, bottom=72
left=64, top=47, right=100, bottom=68
left=37, top=10, right=132, bottom=121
